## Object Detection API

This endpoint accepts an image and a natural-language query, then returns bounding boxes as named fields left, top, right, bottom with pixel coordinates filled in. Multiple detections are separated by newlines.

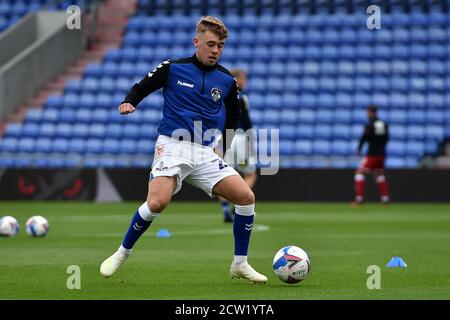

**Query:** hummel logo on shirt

left=177, top=80, right=194, bottom=88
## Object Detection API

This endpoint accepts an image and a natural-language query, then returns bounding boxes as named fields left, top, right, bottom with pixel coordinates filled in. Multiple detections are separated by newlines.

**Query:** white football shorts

left=149, top=135, right=239, bottom=197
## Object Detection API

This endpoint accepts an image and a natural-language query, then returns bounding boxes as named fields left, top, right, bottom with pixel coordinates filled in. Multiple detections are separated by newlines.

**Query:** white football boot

left=100, top=251, right=129, bottom=278
left=230, top=261, right=268, bottom=284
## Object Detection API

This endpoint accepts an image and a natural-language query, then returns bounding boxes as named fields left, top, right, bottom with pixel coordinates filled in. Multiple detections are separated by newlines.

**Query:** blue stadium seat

left=65, top=79, right=82, bottom=93
left=407, top=110, right=426, bottom=124
left=45, top=95, right=63, bottom=109
left=391, top=60, right=409, bottom=74
left=405, top=141, right=425, bottom=158
left=322, top=29, right=339, bottom=44
left=389, top=110, right=407, bottom=124
left=352, top=109, right=367, bottom=124
left=314, top=124, right=333, bottom=139
left=426, top=94, right=445, bottom=109
left=303, top=61, right=320, bottom=76
left=406, top=125, right=426, bottom=140
left=312, top=140, right=331, bottom=156
left=42, top=109, right=59, bottom=123
left=104, top=48, right=121, bottom=62
left=284, top=77, right=301, bottom=92
left=408, top=93, right=426, bottom=109
left=279, top=109, right=298, bottom=124
left=88, top=124, right=105, bottom=138
left=4, top=123, right=22, bottom=137
left=301, top=77, right=318, bottom=92
left=298, top=109, right=315, bottom=123
left=427, top=78, right=445, bottom=92
left=387, top=140, right=406, bottom=157
left=74, top=109, right=91, bottom=124
left=82, top=78, right=98, bottom=92
left=72, top=123, right=89, bottom=138
left=386, top=157, right=406, bottom=168
left=425, top=126, right=444, bottom=141
left=85, top=139, right=103, bottom=154
left=52, top=138, right=70, bottom=153
left=17, top=137, right=35, bottom=153
left=1, top=137, right=18, bottom=152
left=122, top=124, right=140, bottom=139
left=35, top=137, right=52, bottom=153
left=339, top=45, right=355, bottom=59
left=136, top=139, right=155, bottom=155
left=294, top=140, right=312, bottom=156
left=21, top=123, right=40, bottom=138
left=390, top=125, right=406, bottom=140
left=84, top=64, right=102, bottom=78
left=390, top=77, right=409, bottom=92
left=120, top=139, right=137, bottom=154
left=280, top=126, right=297, bottom=140
left=39, top=123, right=56, bottom=138
left=296, top=125, right=314, bottom=139
left=24, top=109, right=43, bottom=124
left=279, top=140, right=295, bottom=156
left=389, top=93, right=408, bottom=109
left=262, top=110, right=280, bottom=125
left=103, top=138, right=120, bottom=154
left=55, top=123, right=73, bottom=138
left=62, top=94, right=78, bottom=109
left=335, top=93, right=352, bottom=109
left=333, top=124, right=351, bottom=139
left=69, top=138, right=86, bottom=154
left=425, top=140, right=440, bottom=155
left=331, top=140, right=350, bottom=156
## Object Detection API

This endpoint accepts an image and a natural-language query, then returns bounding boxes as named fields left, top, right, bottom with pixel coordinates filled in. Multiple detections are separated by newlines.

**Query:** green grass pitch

left=1, top=201, right=450, bottom=300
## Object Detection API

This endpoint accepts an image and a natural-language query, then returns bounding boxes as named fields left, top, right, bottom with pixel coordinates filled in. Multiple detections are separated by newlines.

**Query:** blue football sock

left=221, top=201, right=231, bottom=218
left=233, top=205, right=255, bottom=256
left=122, top=211, right=153, bottom=250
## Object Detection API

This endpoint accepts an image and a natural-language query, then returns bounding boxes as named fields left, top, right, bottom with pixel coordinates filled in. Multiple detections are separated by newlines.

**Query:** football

left=26, top=216, right=50, bottom=237
left=0, top=216, right=20, bottom=237
left=273, top=245, right=311, bottom=284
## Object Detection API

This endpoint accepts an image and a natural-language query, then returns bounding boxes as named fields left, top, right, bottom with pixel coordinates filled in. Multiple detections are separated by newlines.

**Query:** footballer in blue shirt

left=100, top=16, right=267, bottom=284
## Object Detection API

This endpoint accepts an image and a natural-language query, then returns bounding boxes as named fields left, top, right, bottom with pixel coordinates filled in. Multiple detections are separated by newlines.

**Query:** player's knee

left=237, top=190, right=255, bottom=206
left=147, top=197, right=168, bottom=213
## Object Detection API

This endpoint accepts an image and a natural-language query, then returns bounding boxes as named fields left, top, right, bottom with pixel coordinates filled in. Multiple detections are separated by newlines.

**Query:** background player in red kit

left=353, top=105, right=390, bottom=206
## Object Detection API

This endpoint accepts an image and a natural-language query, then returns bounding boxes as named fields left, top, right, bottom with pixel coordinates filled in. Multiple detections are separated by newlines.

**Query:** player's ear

left=193, top=36, right=199, bottom=48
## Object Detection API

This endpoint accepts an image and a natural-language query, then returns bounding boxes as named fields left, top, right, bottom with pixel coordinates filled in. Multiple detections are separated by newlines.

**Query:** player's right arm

left=357, top=124, right=370, bottom=156
left=118, top=60, right=170, bottom=114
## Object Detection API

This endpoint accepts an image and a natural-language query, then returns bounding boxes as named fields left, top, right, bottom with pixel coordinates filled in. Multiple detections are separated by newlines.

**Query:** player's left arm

left=222, top=79, right=241, bottom=151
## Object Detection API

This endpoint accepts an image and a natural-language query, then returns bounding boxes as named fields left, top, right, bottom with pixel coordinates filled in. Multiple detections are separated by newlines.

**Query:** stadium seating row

left=0, top=135, right=437, bottom=160
left=128, top=12, right=450, bottom=29
left=86, top=60, right=450, bottom=78
left=123, top=29, right=450, bottom=47
left=6, top=119, right=446, bottom=143
left=43, top=91, right=450, bottom=110
left=65, top=76, right=450, bottom=96
left=0, top=154, right=422, bottom=169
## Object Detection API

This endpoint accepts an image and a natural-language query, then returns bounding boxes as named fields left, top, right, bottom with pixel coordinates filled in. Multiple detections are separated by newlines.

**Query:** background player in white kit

left=217, top=69, right=258, bottom=223
left=100, top=16, right=268, bottom=284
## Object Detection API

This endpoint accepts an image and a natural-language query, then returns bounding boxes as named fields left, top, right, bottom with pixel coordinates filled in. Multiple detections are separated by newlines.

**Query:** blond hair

left=196, top=16, right=228, bottom=39
left=231, top=69, right=247, bottom=79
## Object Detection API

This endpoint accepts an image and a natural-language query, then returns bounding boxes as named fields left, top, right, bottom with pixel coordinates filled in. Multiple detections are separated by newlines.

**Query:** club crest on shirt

left=156, top=145, right=164, bottom=157
left=211, top=88, right=222, bottom=102
left=154, top=161, right=168, bottom=172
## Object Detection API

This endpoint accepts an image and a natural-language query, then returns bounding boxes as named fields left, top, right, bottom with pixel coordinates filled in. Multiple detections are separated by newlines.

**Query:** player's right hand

left=118, top=103, right=136, bottom=115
